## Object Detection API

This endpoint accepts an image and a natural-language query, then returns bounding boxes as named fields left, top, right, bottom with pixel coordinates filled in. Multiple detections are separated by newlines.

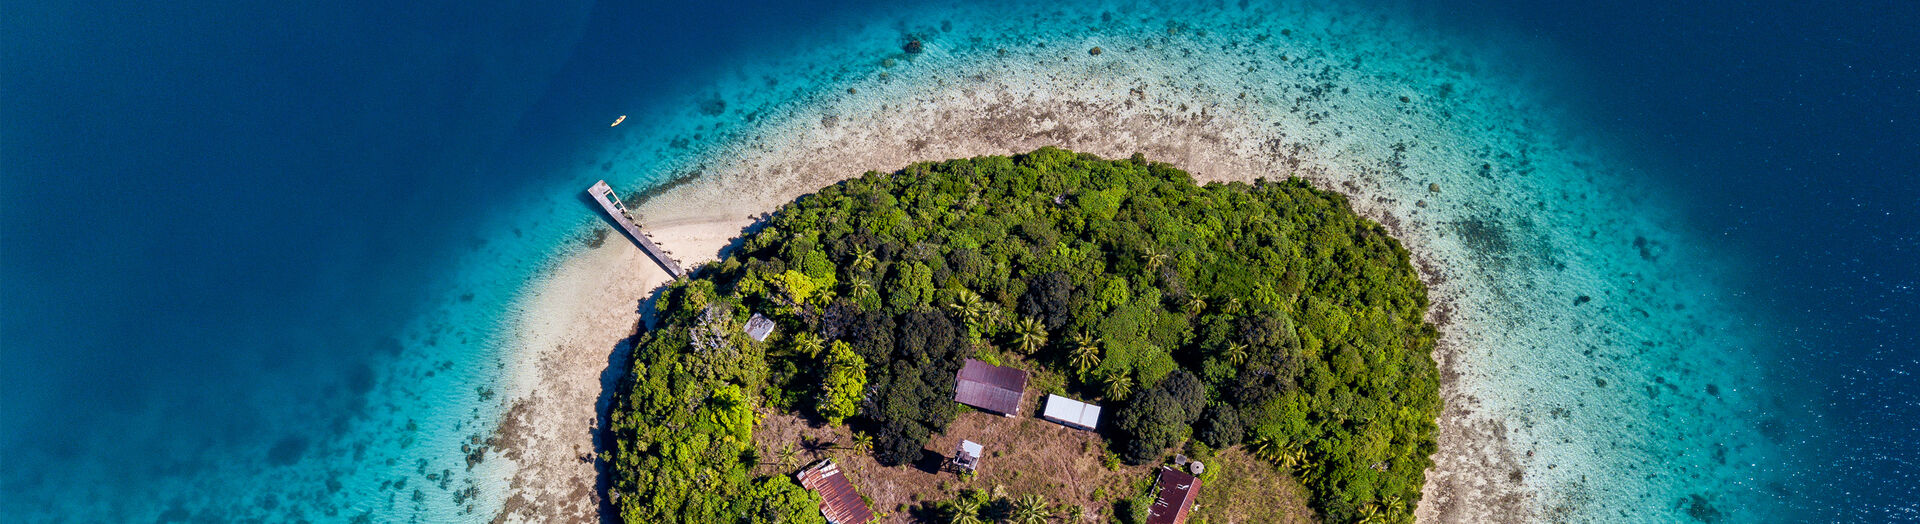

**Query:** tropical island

left=606, top=148, right=1441, bottom=523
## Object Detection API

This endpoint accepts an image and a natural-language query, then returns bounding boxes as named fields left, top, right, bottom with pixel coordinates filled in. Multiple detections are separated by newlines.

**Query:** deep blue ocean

left=3, top=0, right=1913, bottom=521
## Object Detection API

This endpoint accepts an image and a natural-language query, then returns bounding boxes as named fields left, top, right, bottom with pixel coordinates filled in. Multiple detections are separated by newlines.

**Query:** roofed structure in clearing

left=796, top=459, right=874, bottom=524
left=952, top=359, right=1028, bottom=416
left=1041, top=394, right=1102, bottom=430
left=744, top=313, right=775, bottom=342
left=947, top=439, right=984, bottom=473
left=1147, top=465, right=1202, bottom=524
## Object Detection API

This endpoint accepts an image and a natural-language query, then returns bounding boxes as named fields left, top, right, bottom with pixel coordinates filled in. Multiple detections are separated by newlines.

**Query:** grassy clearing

left=755, top=388, right=1317, bottom=523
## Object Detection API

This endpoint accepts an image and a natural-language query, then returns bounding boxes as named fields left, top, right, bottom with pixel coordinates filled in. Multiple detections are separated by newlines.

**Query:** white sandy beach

left=485, top=211, right=736, bottom=522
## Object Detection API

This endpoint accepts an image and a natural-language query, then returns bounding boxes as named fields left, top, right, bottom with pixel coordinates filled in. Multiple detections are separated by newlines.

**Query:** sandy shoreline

left=484, top=72, right=1529, bottom=522
left=484, top=209, right=741, bottom=522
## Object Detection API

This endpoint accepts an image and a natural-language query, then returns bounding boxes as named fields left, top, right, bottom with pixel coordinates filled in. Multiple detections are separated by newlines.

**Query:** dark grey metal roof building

left=952, top=358, right=1028, bottom=416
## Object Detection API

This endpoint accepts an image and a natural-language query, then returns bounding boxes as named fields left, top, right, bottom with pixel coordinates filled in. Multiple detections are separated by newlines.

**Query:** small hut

left=946, top=439, right=984, bottom=473
left=743, top=313, right=775, bottom=342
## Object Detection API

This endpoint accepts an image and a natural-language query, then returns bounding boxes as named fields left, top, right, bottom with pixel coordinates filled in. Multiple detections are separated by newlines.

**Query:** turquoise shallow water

left=7, top=0, right=1908, bottom=522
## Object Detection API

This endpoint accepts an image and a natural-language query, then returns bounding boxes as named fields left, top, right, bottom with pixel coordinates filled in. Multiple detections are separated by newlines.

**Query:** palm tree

left=1279, top=442, right=1309, bottom=471
left=1010, top=494, right=1052, bottom=524
left=950, top=497, right=985, bottom=524
left=847, top=277, right=873, bottom=298
left=1250, top=436, right=1284, bottom=462
left=1356, top=504, right=1386, bottom=524
left=947, top=289, right=988, bottom=331
left=1069, top=332, right=1100, bottom=351
left=1103, top=371, right=1134, bottom=400
left=851, top=247, right=877, bottom=272
left=848, top=431, right=874, bottom=454
left=1012, top=316, right=1047, bottom=355
left=1184, top=294, right=1207, bottom=315
left=790, top=333, right=825, bottom=359
left=1070, top=340, right=1102, bottom=375
left=1222, top=342, right=1249, bottom=366
left=1297, top=462, right=1324, bottom=485
left=1141, top=246, right=1169, bottom=272
left=1383, top=496, right=1407, bottom=516
left=1281, top=449, right=1306, bottom=471
left=981, top=302, right=1009, bottom=333
left=777, top=442, right=799, bottom=470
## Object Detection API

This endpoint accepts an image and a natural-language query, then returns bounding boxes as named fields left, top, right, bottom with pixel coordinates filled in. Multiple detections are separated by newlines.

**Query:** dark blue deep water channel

left=3, top=0, right=1914, bottom=521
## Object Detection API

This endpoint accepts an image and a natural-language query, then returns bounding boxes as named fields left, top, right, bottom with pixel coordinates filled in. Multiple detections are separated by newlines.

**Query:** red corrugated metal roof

left=1146, top=466, right=1202, bottom=524
left=796, top=460, right=874, bottom=524
left=952, top=359, right=1028, bottom=415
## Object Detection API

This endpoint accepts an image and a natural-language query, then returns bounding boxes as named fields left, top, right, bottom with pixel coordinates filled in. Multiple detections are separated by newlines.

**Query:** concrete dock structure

left=587, top=180, right=686, bottom=278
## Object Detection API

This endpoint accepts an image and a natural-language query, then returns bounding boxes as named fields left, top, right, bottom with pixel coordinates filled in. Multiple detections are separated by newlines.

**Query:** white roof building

left=959, top=440, right=984, bottom=460
left=1042, top=394, right=1101, bottom=431
left=744, top=313, right=775, bottom=342
left=948, top=439, right=984, bottom=473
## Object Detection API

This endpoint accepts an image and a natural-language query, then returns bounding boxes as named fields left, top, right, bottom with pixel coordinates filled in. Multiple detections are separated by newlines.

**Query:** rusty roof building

left=1147, top=465, right=1203, bottom=524
left=952, top=358, right=1028, bottom=416
left=796, top=459, right=874, bottom=524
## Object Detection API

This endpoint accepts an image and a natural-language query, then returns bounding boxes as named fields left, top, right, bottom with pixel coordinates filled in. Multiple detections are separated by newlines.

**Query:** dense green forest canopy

left=607, top=148, right=1441, bottom=523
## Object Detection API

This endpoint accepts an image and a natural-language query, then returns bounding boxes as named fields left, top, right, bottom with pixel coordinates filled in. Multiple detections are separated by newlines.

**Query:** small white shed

left=949, top=440, right=984, bottom=473
left=1041, top=394, right=1101, bottom=431
left=744, top=313, right=775, bottom=342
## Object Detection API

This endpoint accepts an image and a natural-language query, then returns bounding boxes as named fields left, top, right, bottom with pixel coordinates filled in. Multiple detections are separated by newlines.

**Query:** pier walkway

left=587, top=180, right=686, bottom=278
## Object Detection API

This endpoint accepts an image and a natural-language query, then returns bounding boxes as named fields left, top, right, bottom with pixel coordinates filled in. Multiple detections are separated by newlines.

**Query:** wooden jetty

left=588, top=180, right=686, bottom=278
